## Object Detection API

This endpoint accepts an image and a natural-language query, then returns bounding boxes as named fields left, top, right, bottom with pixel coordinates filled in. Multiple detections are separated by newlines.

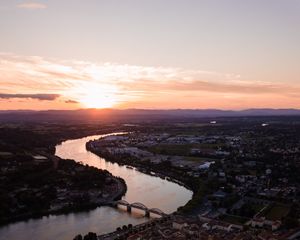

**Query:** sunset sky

left=0, top=0, right=299, bottom=110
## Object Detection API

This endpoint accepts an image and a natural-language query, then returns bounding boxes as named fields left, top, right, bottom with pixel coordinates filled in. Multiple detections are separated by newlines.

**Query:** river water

left=0, top=133, right=192, bottom=240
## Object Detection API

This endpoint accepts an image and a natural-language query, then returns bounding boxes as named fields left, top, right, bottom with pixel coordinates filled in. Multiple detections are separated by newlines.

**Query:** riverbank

left=0, top=151, right=127, bottom=226
left=1, top=128, right=193, bottom=240
left=86, top=140, right=204, bottom=214
left=0, top=124, right=135, bottom=227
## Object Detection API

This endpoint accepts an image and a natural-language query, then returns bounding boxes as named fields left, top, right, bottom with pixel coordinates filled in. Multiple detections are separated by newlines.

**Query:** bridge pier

left=145, top=210, right=150, bottom=218
left=127, top=205, right=132, bottom=213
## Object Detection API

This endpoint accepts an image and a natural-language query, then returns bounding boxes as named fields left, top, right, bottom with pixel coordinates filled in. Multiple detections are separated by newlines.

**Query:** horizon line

left=1, top=107, right=300, bottom=112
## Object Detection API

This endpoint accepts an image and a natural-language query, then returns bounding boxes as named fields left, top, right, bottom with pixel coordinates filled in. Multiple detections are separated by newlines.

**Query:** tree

left=73, top=235, right=83, bottom=240
left=83, top=232, right=97, bottom=240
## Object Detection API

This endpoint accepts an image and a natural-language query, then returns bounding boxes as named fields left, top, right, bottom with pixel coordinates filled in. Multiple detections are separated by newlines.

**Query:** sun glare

left=81, top=94, right=117, bottom=108
left=77, top=84, right=119, bottom=109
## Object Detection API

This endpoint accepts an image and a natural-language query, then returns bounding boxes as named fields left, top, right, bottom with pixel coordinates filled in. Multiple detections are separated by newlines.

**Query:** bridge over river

left=112, top=200, right=167, bottom=217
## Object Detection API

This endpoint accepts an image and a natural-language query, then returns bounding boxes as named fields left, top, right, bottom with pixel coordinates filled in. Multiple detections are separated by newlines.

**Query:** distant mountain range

left=0, top=108, right=300, bottom=122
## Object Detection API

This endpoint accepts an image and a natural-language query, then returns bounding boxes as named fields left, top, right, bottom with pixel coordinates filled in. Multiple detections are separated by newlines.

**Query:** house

left=250, top=217, right=282, bottom=231
left=172, top=219, right=188, bottom=230
left=207, top=220, right=232, bottom=232
left=212, top=190, right=227, bottom=199
left=251, top=217, right=264, bottom=228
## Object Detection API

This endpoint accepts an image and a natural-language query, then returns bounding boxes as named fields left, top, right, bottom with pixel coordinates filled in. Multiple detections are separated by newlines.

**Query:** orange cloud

left=0, top=53, right=299, bottom=110
left=17, top=2, right=47, bottom=10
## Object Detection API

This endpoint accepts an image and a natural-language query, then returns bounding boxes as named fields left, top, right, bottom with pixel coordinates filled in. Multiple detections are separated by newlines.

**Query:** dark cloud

left=0, top=93, right=60, bottom=101
left=65, top=99, right=79, bottom=104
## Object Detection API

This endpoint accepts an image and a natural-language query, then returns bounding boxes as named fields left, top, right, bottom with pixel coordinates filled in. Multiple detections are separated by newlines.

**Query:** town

left=0, top=117, right=299, bottom=240
left=80, top=118, right=300, bottom=239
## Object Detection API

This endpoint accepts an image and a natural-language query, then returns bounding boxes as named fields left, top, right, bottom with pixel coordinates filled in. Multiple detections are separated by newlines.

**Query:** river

left=0, top=133, right=192, bottom=240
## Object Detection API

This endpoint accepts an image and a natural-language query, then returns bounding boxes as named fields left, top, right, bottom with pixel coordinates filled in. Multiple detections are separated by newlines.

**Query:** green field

left=146, top=143, right=222, bottom=156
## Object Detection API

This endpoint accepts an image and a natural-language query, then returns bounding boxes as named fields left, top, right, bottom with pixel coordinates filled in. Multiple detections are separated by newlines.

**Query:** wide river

left=0, top=133, right=192, bottom=240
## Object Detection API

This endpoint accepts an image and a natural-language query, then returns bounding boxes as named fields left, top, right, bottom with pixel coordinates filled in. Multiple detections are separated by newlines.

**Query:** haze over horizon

left=1, top=0, right=299, bottom=110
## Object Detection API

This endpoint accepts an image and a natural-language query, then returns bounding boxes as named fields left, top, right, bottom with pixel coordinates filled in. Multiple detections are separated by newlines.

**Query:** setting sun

left=76, top=84, right=119, bottom=109
left=80, top=94, right=117, bottom=108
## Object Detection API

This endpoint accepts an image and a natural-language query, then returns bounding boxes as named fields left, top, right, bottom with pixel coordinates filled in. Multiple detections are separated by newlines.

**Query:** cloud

left=121, top=79, right=300, bottom=96
left=65, top=99, right=79, bottom=104
left=17, top=2, right=47, bottom=10
left=0, top=93, right=60, bottom=101
left=0, top=52, right=300, bottom=109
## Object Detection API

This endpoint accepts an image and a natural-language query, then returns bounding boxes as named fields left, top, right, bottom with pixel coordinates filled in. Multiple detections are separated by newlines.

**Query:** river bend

left=0, top=133, right=192, bottom=240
